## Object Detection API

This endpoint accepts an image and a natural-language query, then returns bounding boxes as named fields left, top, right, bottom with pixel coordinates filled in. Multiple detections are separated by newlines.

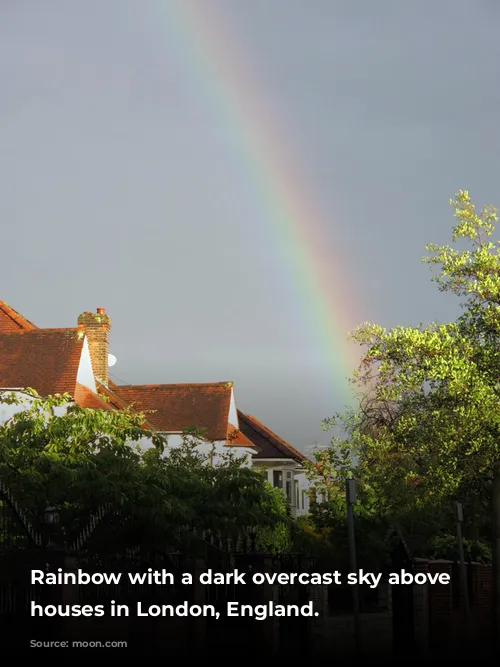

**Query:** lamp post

left=44, top=505, right=60, bottom=549
left=249, top=525, right=258, bottom=554
left=42, top=505, right=63, bottom=638
left=346, top=478, right=361, bottom=650
left=454, top=502, right=470, bottom=618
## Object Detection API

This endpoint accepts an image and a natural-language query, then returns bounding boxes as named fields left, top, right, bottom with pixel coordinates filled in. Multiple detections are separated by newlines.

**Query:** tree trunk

left=492, top=469, right=500, bottom=644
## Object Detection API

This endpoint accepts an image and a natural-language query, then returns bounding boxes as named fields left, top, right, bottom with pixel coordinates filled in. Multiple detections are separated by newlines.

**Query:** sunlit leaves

left=424, top=190, right=500, bottom=302
left=0, top=394, right=288, bottom=544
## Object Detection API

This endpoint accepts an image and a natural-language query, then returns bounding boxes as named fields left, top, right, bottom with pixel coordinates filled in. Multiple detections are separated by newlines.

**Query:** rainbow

left=155, top=0, right=364, bottom=404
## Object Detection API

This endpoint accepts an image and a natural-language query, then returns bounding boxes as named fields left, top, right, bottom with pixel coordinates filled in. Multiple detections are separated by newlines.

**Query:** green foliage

left=0, top=390, right=287, bottom=546
left=423, top=534, right=491, bottom=563
left=308, top=191, right=500, bottom=558
left=255, top=483, right=291, bottom=553
left=289, top=515, right=337, bottom=560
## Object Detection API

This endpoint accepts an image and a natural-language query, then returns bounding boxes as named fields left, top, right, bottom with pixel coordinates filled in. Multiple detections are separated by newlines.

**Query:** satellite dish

left=108, top=353, right=117, bottom=367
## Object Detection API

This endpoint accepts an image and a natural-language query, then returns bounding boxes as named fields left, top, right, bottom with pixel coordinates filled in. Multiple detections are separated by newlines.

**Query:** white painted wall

left=0, top=390, right=74, bottom=422
left=228, top=386, right=238, bottom=428
left=294, top=471, right=312, bottom=516
left=140, top=432, right=254, bottom=467
left=76, top=336, right=96, bottom=393
left=0, top=390, right=34, bottom=422
left=252, top=460, right=315, bottom=517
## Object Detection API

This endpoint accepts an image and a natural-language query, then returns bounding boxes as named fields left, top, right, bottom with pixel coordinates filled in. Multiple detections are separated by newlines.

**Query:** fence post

left=454, top=502, right=470, bottom=618
left=252, top=556, right=279, bottom=654
left=412, top=559, right=430, bottom=655
left=191, top=559, right=208, bottom=648
left=346, top=478, right=361, bottom=651
left=61, top=554, right=79, bottom=640
left=42, top=546, right=66, bottom=638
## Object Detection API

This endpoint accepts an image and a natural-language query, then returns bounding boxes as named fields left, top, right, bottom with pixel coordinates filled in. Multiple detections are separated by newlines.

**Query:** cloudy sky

left=1, top=0, right=499, bottom=452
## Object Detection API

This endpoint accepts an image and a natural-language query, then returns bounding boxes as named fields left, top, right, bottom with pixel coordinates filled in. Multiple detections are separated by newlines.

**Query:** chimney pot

left=96, top=307, right=106, bottom=314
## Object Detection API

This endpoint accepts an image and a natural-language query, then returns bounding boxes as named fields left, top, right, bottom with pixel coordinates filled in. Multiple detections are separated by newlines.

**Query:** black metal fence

left=0, top=486, right=47, bottom=645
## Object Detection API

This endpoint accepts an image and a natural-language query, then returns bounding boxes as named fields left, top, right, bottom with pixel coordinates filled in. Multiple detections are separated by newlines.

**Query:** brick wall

left=413, top=558, right=493, bottom=653
left=77, top=308, right=111, bottom=386
left=468, top=562, right=493, bottom=642
left=427, top=561, right=454, bottom=648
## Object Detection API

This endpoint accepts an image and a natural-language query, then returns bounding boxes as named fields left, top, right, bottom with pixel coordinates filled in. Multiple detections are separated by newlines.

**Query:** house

left=0, top=299, right=313, bottom=516
left=237, top=412, right=312, bottom=515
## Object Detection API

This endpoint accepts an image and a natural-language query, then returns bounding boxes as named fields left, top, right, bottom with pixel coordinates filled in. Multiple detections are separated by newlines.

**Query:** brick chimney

left=77, top=307, right=111, bottom=387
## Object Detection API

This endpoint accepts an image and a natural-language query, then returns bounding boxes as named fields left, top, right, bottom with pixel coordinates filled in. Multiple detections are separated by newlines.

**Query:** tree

left=311, top=191, right=500, bottom=628
left=0, top=390, right=288, bottom=550
left=303, top=415, right=400, bottom=570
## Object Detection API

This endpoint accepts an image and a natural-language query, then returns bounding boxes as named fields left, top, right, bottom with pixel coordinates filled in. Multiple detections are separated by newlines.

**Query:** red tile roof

left=112, top=382, right=234, bottom=440
left=0, top=328, right=84, bottom=396
left=0, top=300, right=37, bottom=333
left=95, top=380, right=157, bottom=430
left=227, top=424, right=260, bottom=449
left=74, top=382, right=116, bottom=411
left=96, top=380, right=131, bottom=411
left=0, top=304, right=122, bottom=414
left=237, top=411, right=309, bottom=463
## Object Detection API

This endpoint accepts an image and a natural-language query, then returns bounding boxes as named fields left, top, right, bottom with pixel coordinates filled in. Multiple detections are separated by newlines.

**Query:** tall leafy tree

left=308, top=191, right=500, bottom=622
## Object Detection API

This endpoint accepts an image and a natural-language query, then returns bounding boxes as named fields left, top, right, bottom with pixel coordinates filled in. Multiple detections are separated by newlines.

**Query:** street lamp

left=44, top=505, right=59, bottom=549
left=44, top=506, right=59, bottom=526
left=453, top=501, right=470, bottom=618
left=249, top=525, right=258, bottom=553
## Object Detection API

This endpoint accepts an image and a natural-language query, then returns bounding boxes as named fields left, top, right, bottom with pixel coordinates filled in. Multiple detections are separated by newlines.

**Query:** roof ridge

left=0, top=326, right=81, bottom=335
left=237, top=410, right=309, bottom=463
left=116, top=382, right=233, bottom=389
left=0, top=300, right=37, bottom=331
left=95, top=380, right=136, bottom=411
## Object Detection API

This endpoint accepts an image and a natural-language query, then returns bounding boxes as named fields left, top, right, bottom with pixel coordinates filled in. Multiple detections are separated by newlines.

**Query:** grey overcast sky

left=1, top=1, right=499, bottom=452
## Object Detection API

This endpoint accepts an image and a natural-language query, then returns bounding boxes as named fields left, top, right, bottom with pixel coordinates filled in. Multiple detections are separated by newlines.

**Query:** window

left=285, top=472, right=293, bottom=502
left=295, top=480, right=299, bottom=508
left=273, top=470, right=283, bottom=488
left=301, top=490, right=306, bottom=510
